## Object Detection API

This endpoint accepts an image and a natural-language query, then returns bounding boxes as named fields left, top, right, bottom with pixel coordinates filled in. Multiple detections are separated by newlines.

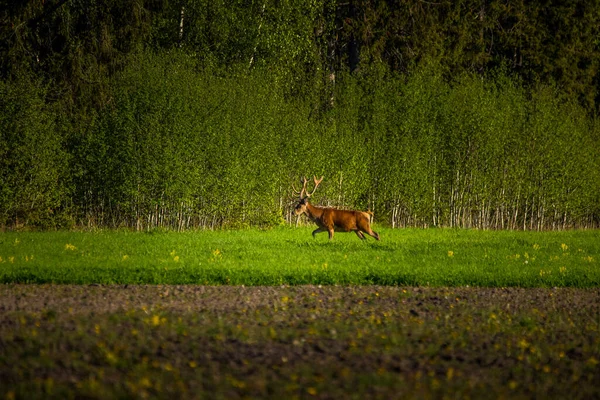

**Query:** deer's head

left=292, top=176, right=323, bottom=216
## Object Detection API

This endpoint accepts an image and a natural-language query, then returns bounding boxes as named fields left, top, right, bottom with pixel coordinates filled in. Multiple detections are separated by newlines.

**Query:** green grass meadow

left=0, top=228, right=598, bottom=287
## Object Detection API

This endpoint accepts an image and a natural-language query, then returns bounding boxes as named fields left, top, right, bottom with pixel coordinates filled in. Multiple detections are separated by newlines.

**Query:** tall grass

left=0, top=229, right=598, bottom=287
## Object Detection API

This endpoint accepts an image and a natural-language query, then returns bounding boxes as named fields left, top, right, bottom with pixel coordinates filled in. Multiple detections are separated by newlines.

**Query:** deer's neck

left=305, top=202, right=324, bottom=221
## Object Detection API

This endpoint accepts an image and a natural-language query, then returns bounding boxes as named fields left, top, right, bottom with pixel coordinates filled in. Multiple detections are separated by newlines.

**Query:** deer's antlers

left=293, top=176, right=323, bottom=199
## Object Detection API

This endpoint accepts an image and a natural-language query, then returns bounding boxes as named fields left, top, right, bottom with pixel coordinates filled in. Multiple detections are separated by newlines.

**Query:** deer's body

left=302, top=202, right=380, bottom=240
left=293, top=176, right=380, bottom=241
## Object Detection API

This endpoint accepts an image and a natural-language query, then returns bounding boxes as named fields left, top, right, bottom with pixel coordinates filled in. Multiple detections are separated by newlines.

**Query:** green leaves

left=0, top=74, right=68, bottom=228
left=1, top=50, right=599, bottom=230
left=1, top=1, right=600, bottom=230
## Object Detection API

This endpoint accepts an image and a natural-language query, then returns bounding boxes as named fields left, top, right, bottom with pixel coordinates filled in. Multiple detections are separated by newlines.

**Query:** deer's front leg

left=327, top=228, right=334, bottom=240
left=312, top=228, right=326, bottom=238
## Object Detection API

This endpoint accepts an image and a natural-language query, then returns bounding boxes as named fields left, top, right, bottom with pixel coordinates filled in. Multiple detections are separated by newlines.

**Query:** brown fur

left=295, top=202, right=380, bottom=241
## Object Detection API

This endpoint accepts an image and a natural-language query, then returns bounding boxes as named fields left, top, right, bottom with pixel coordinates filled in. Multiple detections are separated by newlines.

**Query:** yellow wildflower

left=105, top=352, right=118, bottom=364
left=139, top=377, right=152, bottom=388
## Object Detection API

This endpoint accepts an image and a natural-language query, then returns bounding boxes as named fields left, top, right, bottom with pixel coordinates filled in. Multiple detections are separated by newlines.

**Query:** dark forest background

left=1, top=0, right=599, bottom=230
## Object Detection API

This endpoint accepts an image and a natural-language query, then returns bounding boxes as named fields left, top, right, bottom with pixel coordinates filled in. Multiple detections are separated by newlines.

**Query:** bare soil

left=0, top=285, right=599, bottom=399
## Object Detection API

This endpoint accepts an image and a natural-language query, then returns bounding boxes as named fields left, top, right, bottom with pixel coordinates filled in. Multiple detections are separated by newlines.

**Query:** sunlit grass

left=0, top=227, right=598, bottom=286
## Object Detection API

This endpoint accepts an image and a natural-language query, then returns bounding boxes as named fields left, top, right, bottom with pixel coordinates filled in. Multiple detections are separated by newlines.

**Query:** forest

left=1, top=0, right=599, bottom=230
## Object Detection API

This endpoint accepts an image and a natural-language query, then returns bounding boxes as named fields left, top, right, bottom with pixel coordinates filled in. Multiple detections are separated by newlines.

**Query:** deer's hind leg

left=357, top=217, right=380, bottom=241
left=359, top=225, right=380, bottom=240
left=367, top=229, right=380, bottom=240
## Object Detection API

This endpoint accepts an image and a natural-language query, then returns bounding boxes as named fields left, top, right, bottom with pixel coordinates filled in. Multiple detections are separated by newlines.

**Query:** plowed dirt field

left=1, top=285, right=598, bottom=399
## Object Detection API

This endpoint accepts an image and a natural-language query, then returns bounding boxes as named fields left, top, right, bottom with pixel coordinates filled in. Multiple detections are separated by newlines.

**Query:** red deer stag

left=293, top=176, right=380, bottom=241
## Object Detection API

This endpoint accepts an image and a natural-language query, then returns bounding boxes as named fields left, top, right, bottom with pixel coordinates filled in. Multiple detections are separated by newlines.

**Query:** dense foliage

left=1, top=1, right=599, bottom=229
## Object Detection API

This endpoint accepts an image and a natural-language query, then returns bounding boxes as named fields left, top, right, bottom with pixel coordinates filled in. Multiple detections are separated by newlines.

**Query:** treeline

left=1, top=1, right=600, bottom=230
left=3, top=0, right=600, bottom=112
